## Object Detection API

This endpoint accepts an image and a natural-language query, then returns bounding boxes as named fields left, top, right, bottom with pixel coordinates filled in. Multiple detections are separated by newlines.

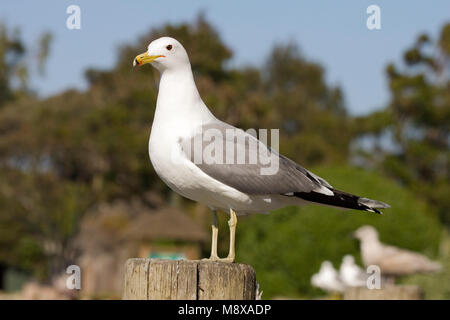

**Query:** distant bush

left=236, top=166, right=443, bottom=298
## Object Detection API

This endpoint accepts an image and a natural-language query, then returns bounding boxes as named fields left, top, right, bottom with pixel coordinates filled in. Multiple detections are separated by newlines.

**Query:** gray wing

left=180, top=121, right=333, bottom=195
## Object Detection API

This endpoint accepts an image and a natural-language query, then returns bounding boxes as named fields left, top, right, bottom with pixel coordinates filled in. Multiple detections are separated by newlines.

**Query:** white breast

left=148, top=119, right=243, bottom=206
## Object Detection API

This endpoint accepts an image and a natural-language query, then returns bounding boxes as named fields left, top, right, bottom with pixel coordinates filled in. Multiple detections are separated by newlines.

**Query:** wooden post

left=122, top=258, right=257, bottom=300
left=343, top=285, right=424, bottom=300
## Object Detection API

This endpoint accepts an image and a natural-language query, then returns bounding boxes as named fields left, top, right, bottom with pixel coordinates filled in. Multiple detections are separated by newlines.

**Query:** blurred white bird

left=311, top=261, right=346, bottom=293
left=255, top=282, right=263, bottom=300
left=339, top=255, right=367, bottom=288
left=354, top=225, right=442, bottom=278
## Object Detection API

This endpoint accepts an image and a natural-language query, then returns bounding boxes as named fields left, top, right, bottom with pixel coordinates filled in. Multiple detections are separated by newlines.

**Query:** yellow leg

left=205, top=209, right=219, bottom=260
left=202, top=208, right=237, bottom=263
left=216, top=208, right=237, bottom=263
left=226, top=208, right=237, bottom=261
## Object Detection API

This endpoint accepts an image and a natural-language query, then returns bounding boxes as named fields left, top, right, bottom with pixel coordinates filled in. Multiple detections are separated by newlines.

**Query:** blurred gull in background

left=339, top=254, right=367, bottom=288
left=354, top=225, right=442, bottom=280
left=311, top=261, right=345, bottom=293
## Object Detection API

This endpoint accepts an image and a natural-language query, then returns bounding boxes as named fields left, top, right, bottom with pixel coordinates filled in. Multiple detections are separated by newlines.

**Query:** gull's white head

left=133, top=37, right=190, bottom=72
left=342, top=255, right=355, bottom=266
left=353, top=225, right=379, bottom=242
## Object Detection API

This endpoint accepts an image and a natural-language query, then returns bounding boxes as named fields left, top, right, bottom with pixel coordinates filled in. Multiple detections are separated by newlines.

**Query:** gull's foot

left=202, top=256, right=234, bottom=263
left=202, top=255, right=219, bottom=262
left=216, top=257, right=234, bottom=263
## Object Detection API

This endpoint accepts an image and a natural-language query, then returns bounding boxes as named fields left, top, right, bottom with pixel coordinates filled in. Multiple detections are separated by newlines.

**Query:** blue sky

left=1, top=0, right=449, bottom=115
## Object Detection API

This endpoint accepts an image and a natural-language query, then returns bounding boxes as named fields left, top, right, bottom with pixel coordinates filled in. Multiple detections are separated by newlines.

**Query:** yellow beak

left=133, top=52, right=165, bottom=67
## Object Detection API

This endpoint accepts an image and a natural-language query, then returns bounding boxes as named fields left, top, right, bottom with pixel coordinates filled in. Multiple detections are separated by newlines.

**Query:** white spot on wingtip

left=314, top=186, right=334, bottom=196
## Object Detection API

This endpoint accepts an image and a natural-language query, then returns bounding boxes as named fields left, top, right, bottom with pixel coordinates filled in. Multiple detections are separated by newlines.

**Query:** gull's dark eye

left=166, top=44, right=173, bottom=51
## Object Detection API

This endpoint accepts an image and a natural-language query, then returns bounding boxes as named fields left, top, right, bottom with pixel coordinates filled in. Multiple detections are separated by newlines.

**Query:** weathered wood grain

left=122, top=258, right=257, bottom=300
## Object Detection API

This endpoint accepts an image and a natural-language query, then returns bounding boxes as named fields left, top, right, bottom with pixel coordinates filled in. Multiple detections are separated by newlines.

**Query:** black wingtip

left=371, top=207, right=383, bottom=215
left=293, top=189, right=388, bottom=215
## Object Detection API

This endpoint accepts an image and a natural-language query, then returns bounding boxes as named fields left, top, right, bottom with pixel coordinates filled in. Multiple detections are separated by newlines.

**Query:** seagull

left=133, top=37, right=390, bottom=263
left=311, top=261, right=346, bottom=293
left=353, top=225, right=442, bottom=278
left=339, top=255, right=367, bottom=288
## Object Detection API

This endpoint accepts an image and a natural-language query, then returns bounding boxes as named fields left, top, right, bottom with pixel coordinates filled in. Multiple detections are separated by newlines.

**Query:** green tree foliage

left=0, top=168, right=90, bottom=278
left=236, top=166, right=442, bottom=298
left=0, top=23, right=26, bottom=105
left=37, top=32, right=52, bottom=76
left=0, top=23, right=53, bottom=105
left=354, top=23, right=450, bottom=225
